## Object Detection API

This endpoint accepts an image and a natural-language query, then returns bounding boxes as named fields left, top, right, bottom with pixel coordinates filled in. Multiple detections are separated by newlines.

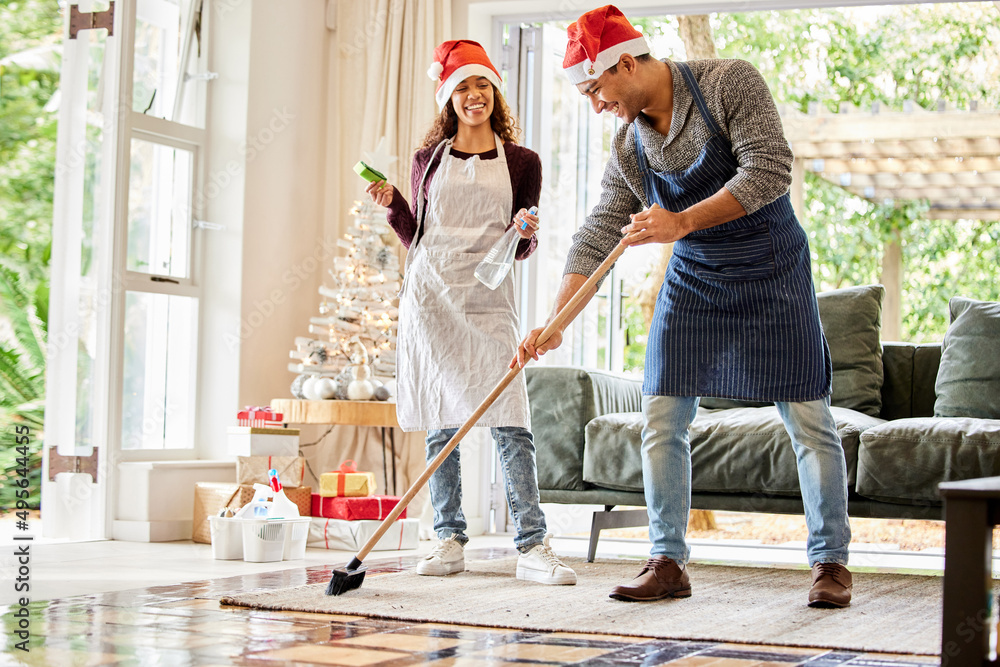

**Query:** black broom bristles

left=326, top=557, right=367, bottom=596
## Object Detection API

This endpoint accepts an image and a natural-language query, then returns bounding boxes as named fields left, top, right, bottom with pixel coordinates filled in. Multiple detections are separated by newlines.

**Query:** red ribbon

left=336, top=459, right=357, bottom=496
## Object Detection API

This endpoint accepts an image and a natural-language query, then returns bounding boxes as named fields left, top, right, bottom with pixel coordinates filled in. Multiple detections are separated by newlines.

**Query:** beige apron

left=396, top=134, right=531, bottom=432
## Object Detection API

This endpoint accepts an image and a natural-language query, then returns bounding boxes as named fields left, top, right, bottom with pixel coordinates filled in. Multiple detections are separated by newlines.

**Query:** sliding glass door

left=501, top=22, right=658, bottom=375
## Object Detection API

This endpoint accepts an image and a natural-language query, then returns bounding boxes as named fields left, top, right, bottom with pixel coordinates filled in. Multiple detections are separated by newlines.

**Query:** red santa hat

left=563, top=5, right=650, bottom=85
left=427, top=39, right=503, bottom=111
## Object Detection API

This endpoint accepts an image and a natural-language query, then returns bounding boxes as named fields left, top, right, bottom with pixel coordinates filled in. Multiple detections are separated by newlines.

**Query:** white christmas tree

left=288, top=200, right=400, bottom=400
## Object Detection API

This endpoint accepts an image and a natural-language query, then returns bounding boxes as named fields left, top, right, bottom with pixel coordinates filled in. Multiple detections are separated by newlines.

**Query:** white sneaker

left=416, top=535, right=465, bottom=576
left=516, top=535, right=577, bottom=585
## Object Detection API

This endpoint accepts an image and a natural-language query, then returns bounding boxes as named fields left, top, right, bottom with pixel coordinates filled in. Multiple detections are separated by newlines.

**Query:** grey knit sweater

left=565, top=58, right=794, bottom=279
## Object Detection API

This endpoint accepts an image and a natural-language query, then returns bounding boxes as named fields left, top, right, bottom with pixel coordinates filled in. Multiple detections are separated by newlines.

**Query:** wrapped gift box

left=307, top=517, right=419, bottom=551
left=237, top=406, right=284, bottom=427
left=236, top=456, right=306, bottom=488
left=311, top=494, right=405, bottom=520
left=319, top=460, right=376, bottom=497
left=227, top=426, right=300, bottom=457
left=193, top=482, right=313, bottom=543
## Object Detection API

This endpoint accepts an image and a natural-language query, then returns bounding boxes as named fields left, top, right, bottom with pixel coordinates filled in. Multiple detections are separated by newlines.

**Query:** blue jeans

left=425, top=426, right=547, bottom=553
left=641, top=395, right=851, bottom=567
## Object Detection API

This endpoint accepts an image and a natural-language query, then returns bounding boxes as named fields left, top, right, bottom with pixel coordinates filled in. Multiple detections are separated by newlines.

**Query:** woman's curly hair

left=420, top=84, right=521, bottom=149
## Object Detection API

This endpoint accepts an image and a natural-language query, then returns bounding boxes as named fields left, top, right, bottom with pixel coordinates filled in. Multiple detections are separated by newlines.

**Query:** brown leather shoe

left=808, top=562, right=852, bottom=608
left=609, top=557, right=692, bottom=602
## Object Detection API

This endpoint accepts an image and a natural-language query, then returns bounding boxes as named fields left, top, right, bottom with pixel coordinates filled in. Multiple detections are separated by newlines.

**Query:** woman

left=366, top=39, right=575, bottom=586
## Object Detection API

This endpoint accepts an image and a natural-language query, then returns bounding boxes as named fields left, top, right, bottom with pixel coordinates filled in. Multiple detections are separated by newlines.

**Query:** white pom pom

left=427, top=61, right=444, bottom=80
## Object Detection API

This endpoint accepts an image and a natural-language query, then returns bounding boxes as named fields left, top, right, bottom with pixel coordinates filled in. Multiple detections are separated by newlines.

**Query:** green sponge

left=354, top=161, right=387, bottom=183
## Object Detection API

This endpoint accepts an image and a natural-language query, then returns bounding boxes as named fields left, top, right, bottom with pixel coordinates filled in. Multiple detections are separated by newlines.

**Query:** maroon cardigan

left=385, top=141, right=541, bottom=260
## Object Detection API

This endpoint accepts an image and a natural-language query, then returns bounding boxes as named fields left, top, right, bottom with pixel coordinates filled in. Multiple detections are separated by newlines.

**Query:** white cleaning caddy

left=209, top=515, right=311, bottom=562
left=208, top=515, right=245, bottom=560
left=209, top=478, right=310, bottom=562
left=282, top=516, right=310, bottom=560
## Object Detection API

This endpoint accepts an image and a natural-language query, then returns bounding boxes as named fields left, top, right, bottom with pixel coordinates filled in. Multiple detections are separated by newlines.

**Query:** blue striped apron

left=641, top=62, right=832, bottom=402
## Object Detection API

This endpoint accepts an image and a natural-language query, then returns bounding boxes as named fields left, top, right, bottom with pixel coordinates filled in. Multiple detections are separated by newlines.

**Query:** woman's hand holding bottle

left=513, top=207, right=539, bottom=239
left=366, top=180, right=394, bottom=207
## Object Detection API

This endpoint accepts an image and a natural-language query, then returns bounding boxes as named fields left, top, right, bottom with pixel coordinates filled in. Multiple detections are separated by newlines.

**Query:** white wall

left=238, top=0, right=330, bottom=411
left=198, top=0, right=330, bottom=459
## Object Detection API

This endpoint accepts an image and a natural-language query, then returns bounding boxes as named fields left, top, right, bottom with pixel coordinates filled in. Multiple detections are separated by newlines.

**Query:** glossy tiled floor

left=1, top=541, right=943, bottom=667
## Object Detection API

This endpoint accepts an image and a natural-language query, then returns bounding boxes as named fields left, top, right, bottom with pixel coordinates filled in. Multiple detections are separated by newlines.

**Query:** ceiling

left=781, top=103, right=1000, bottom=220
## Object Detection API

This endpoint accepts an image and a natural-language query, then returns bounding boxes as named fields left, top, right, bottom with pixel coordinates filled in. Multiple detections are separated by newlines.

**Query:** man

left=514, top=5, right=853, bottom=608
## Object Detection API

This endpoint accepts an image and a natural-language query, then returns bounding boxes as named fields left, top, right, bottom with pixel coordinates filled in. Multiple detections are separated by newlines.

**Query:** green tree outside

left=715, top=3, right=1000, bottom=343
left=1, top=0, right=61, bottom=509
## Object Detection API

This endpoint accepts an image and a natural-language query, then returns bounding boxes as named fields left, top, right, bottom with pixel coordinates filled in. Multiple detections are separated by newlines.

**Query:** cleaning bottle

left=475, top=206, right=537, bottom=290
left=266, top=469, right=300, bottom=519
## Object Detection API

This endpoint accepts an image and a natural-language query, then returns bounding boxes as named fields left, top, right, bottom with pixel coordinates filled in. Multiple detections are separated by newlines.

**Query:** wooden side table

left=271, top=399, right=401, bottom=495
left=938, top=476, right=999, bottom=666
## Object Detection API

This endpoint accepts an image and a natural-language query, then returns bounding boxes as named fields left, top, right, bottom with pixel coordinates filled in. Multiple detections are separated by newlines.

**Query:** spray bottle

left=475, top=206, right=537, bottom=290
left=266, top=468, right=300, bottom=519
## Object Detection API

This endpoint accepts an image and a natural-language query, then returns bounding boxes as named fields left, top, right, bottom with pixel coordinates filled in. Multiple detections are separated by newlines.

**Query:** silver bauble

left=333, top=378, right=349, bottom=400
left=290, top=373, right=309, bottom=399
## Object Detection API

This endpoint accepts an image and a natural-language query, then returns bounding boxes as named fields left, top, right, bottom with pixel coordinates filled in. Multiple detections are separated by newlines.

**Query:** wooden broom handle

left=355, top=241, right=629, bottom=560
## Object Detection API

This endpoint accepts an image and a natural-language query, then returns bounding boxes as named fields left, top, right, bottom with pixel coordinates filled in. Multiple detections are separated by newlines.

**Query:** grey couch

left=525, top=285, right=1000, bottom=560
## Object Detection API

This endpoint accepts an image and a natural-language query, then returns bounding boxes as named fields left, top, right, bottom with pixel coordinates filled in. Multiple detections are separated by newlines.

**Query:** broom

left=326, top=240, right=628, bottom=595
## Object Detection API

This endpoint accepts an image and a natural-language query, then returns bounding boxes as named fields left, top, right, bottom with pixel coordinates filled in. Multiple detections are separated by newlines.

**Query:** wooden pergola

left=781, top=102, right=1000, bottom=340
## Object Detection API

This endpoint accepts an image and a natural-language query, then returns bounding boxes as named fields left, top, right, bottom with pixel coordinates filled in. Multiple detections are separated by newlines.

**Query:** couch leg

left=587, top=507, right=650, bottom=562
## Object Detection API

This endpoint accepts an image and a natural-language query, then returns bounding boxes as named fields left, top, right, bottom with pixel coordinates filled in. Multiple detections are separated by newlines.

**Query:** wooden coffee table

left=938, top=476, right=1000, bottom=666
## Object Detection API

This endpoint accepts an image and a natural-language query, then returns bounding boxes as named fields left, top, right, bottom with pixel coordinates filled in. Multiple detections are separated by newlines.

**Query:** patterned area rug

left=221, top=557, right=945, bottom=655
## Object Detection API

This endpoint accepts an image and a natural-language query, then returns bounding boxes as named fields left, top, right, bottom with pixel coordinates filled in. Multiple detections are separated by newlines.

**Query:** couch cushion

left=817, top=284, right=885, bottom=417
left=526, top=368, right=592, bottom=492
left=880, top=343, right=914, bottom=421
left=856, top=417, right=1000, bottom=504
left=934, top=297, right=1000, bottom=419
left=583, top=406, right=882, bottom=495
left=880, top=343, right=942, bottom=420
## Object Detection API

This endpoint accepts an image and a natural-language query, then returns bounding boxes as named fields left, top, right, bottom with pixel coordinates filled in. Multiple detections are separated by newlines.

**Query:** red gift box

left=311, top=494, right=406, bottom=520
left=237, top=406, right=284, bottom=427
